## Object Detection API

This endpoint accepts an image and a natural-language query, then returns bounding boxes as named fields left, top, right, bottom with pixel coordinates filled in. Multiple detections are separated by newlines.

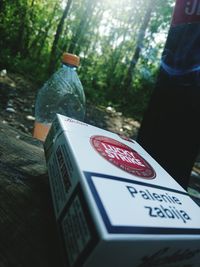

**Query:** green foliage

left=0, top=0, right=175, bottom=120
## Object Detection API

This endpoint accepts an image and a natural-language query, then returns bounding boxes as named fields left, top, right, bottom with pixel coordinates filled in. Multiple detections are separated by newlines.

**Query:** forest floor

left=0, top=70, right=200, bottom=202
left=0, top=71, right=140, bottom=139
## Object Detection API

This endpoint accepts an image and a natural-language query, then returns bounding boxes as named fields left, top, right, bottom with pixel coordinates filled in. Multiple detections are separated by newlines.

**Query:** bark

left=16, top=0, right=28, bottom=56
left=0, top=122, right=62, bottom=267
left=22, top=0, right=35, bottom=56
left=31, top=2, right=59, bottom=59
left=123, top=0, right=155, bottom=91
left=48, top=0, right=73, bottom=74
left=68, top=0, right=95, bottom=55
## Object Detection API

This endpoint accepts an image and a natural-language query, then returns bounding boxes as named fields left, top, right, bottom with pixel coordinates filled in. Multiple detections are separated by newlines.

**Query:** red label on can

left=172, top=0, right=200, bottom=26
left=90, top=135, right=156, bottom=179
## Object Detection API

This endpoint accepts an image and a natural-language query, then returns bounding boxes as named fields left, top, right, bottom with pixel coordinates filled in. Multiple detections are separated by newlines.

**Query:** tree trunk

left=0, top=0, right=6, bottom=14
left=31, top=2, right=59, bottom=59
left=123, top=0, right=155, bottom=91
left=0, top=121, right=63, bottom=267
left=68, top=0, right=95, bottom=55
left=22, top=0, right=35, bottom=57
left=48, top=0, right=73, bottom=75
left=16, top=0, right=28, bottom=56
left=106, top=20, right=132, bottom=90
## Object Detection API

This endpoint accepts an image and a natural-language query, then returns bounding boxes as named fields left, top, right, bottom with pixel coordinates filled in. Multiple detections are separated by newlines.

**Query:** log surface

left=0, top=122, right=62, bottom=267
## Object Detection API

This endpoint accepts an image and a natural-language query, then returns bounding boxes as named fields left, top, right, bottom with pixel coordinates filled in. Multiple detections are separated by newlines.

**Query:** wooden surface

left=0, top=121, right=63, bottom=267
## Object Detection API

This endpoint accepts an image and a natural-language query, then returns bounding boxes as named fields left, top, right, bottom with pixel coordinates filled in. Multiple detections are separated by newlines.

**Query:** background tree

left=48, top=0, right=73, bottom=74
left=0, top=0, right=174, bottom=120
left=123, top=0, right=155, bottom=93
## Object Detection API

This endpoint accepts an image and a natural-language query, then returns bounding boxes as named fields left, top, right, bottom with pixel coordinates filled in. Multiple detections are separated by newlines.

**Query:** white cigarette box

left=44, top=114, right=200, bottom=267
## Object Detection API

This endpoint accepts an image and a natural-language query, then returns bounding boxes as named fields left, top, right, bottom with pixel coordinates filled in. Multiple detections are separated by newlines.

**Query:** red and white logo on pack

left=90, top=135, right=156, bottom=179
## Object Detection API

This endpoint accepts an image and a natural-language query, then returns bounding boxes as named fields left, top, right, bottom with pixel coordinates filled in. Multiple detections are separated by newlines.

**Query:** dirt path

left=0, top=72, right=140, bottom=138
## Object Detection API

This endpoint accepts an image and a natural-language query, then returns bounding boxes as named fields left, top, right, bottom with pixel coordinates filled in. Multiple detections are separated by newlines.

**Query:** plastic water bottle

left=33, top=52, right=86, bottom=141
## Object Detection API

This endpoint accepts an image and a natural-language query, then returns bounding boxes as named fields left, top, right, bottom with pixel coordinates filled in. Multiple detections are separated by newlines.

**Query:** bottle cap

left=62, top=53, right=80, bottom=67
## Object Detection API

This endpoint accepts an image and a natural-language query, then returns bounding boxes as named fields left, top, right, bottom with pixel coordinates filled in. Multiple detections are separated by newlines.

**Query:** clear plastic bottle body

left=33, top=64, right=86, bottom=141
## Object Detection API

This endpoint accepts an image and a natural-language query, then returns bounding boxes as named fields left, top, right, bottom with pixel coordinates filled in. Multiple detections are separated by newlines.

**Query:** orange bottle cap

left=62, top=53, right=80, bottom=67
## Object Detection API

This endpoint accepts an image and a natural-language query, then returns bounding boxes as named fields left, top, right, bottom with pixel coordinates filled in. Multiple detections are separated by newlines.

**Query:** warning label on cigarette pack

left=85, top=172, right=200, bottom=235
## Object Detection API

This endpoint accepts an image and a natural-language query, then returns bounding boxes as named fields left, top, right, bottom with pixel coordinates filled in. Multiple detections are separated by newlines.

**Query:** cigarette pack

left=44, top=114, right=200, bottom=267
